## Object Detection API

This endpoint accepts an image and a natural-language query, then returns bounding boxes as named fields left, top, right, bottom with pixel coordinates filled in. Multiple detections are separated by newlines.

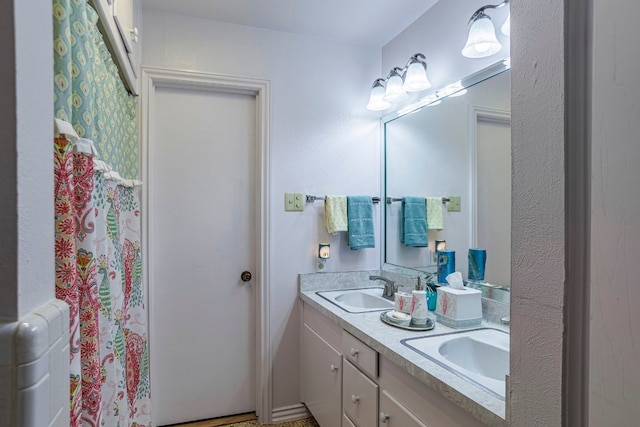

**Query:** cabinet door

left=303, top=324, right=342, bottom=427
left=379, top=390, right=428, bottom=427
left=343, top=360, right=378, bottom=427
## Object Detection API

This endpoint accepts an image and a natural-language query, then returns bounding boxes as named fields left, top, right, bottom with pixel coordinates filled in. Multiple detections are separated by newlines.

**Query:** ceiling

left=139, top=0, right=440, bottom=48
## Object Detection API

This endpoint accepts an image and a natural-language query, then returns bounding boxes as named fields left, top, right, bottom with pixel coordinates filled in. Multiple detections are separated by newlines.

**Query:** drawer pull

left=351, top=394, right=360, bottom=404
left=330, top=364, right=338, bottom=372
left=350, top=348, right=359, bottom=357
left=380, top=412, right=390, bottom=423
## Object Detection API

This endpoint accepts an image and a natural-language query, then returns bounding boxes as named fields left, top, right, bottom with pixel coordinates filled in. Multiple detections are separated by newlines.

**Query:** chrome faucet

left=369, top=275, right=397, bottom=300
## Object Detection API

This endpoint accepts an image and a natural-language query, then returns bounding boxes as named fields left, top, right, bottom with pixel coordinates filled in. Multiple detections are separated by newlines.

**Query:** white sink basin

left=402, top=328, right=509, bottom=399
left=317, top=287, right=394, bottom=313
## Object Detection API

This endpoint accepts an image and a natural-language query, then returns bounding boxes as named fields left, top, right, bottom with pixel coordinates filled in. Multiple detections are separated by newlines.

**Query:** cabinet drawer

left=379, top=389, right=428, bottom=427
left=343, top=330, right=378, bottom=379
left=342, top=413, right=357, bottom=427
left=343, top=360, right=378, bottom=427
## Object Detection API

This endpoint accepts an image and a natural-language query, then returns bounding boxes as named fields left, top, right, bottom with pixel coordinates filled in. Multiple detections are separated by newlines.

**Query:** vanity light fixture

left=366, top=53, right=432, bottom=111
left=461, top=0, right=510, bottom=59
left=366, top=79, right=392, bottom=111
left=501, top=12, right=510, bottom=36
left=403, top=54, right=431, bottom=92
left=383, top=67, right=409, bottom=102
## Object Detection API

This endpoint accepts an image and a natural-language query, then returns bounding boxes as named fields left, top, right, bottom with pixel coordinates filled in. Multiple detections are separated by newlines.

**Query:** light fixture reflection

left=437, top=81, right=467, bottom=98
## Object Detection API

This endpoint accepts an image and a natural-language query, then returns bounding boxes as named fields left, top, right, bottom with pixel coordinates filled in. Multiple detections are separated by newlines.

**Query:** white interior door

left=476, top=116, right=511, bottom=286
left=150, top=86, right=257, bottom=426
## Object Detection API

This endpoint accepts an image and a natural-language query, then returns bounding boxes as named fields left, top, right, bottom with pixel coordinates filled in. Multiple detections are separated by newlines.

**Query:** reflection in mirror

left=383, top=64, right=511, bottom=291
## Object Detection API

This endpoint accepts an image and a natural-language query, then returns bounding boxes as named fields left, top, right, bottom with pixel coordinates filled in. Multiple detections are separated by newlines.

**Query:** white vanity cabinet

left=301, top=302, right=490, bottom=427
left=89, top=0, right=141, bottom=94
left=302, top=306, right=343, bottom=427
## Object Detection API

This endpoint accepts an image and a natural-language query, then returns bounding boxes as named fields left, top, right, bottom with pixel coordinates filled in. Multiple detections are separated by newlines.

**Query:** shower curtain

left=53, top=1, right=150, bottom=426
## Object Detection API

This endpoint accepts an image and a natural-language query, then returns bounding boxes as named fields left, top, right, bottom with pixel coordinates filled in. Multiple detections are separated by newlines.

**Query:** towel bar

left=386, top=197, right=451, bottom=204
left=306, top=195, right=381, bottom=204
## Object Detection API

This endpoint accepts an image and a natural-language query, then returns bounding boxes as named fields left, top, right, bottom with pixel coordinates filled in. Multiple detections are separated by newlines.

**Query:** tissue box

left=435, top=286, right=482, bottom=328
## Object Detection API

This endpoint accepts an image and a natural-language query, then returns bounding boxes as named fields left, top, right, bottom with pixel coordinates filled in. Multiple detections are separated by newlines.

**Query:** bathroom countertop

left=299, top=271, right=508, bottom=427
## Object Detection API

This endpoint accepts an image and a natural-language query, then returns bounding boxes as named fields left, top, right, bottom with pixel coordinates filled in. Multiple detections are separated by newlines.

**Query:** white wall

left=141, top=11, right=382, bottom=410
left=589, top=0, right=640, bottom=424
left=0, top=0, right=54, bottom=321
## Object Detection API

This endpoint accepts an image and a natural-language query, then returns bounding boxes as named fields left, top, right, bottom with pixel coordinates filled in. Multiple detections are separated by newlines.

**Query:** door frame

left=140, top=67, right=271, bottom=424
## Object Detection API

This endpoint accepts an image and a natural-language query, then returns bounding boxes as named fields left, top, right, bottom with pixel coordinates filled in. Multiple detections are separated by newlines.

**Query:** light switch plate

left=448, top=196, right=461, bottom=212
left=285, top=193, right=304, bottom=211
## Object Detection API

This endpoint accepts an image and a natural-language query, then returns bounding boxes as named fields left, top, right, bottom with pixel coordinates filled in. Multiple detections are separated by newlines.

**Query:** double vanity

left=299, top=271, right=509, bottom=427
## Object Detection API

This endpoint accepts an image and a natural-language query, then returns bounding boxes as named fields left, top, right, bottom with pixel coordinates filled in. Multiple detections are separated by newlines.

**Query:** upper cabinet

left=90, top=0, right=141, bottom=95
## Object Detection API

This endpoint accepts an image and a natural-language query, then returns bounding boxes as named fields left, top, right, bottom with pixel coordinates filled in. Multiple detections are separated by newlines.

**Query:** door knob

left=241, top=271, right=252, bottom=282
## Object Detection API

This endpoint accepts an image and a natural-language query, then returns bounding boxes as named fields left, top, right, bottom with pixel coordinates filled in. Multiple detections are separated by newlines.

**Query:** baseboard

left=271, top=404, right=310, bottom=423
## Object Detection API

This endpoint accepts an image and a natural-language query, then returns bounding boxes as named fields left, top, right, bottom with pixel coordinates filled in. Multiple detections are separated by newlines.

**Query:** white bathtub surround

left=0, top=299, right=70, bottom=427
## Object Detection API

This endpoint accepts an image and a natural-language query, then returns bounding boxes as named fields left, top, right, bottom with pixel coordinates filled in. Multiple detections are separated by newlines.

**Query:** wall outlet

left=284, top=193, right=304, bottom=211
left=448, top=196, right=461, bottom=212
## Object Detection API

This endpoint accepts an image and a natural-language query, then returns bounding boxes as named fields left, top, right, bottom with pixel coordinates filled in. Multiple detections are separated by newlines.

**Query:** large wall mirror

left=383, top=63, right=511, bottom=294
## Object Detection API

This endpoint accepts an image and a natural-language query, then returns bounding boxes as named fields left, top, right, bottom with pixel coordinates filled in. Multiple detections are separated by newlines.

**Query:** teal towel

left=401, top=197, right=428, bottom=247
left=347, top=196, right=375, bottom=250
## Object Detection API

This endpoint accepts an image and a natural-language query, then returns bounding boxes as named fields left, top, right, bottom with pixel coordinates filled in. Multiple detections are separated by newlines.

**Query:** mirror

left=383, top=63, right=511, bottom=292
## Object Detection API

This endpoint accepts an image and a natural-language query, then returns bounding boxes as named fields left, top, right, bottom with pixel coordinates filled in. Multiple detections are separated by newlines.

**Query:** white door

left=476, top=117, right=511, bottom=286
left=150, top=86, right=257, bottom=425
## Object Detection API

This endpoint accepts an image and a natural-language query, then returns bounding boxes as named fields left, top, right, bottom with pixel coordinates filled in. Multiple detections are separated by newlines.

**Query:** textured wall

left=510, top=0, right=565, bottom=425
left=0, top=0, right=54, bottom=319
left=589, top=0, right=640, bottom=424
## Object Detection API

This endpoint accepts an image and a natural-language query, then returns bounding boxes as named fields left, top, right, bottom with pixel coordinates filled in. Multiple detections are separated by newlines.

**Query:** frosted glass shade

left=501, top=12, right=510, bottom=36
left=403, top=61, right=431, bottom=92
left=384, top=74, right=408, bottom=102
left=366, top=81, right=391, bottom=111
left=462, top=14, right=502, bottom=58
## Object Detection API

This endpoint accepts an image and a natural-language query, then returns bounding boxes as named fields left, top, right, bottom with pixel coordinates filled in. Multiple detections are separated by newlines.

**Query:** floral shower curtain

left=53, top=1, right=150, bottom=426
